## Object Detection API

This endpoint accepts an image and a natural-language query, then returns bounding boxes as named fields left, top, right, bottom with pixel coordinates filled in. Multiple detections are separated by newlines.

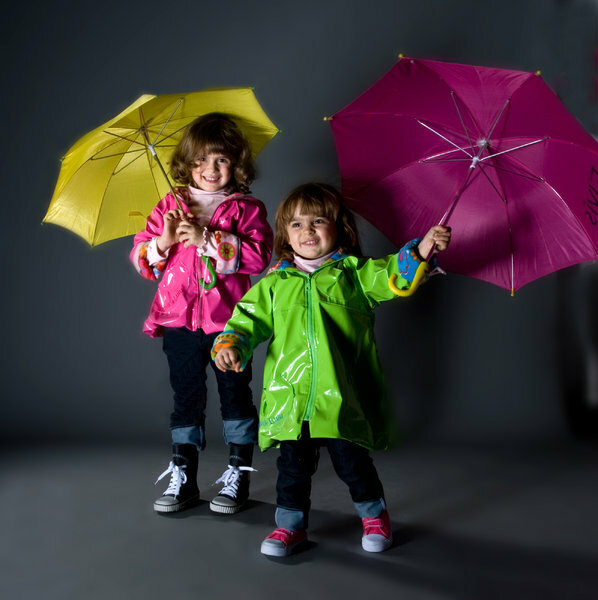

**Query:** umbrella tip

left=323, top=116, right=333, bottom=121
left=535, top=69, right=542, bottom=76
left=398, top=53, right=404, bottom=59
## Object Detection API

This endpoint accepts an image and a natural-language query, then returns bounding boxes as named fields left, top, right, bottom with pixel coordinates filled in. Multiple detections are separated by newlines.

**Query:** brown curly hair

left=274, top=183, right=362, bottom=261
left=169, top=112, right=255, bottom=193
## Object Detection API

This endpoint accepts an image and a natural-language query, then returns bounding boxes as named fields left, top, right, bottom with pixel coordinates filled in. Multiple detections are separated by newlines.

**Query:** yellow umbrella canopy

left=44, top=88, right=279, bottom=246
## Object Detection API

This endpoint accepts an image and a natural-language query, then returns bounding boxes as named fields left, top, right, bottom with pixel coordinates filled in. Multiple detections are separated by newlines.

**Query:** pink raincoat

left=130, top=190, right=273, bottom=337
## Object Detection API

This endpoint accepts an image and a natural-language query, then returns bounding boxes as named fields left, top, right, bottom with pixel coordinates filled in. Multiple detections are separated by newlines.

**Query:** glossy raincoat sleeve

left=211, top=276, right=275, bottom=369
left=354, top=239, right=425, bottom=306
left=129, top=197, right=170, bottom=282
left=232, top=199, right=273, bottom=276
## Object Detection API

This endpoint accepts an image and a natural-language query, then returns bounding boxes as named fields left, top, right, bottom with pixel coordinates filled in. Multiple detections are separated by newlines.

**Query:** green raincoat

left=212, top=241, right=425, bottom=451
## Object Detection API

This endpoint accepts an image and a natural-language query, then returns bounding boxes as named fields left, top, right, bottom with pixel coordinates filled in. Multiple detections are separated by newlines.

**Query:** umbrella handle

left=199, top=255, right=217, bottom=289
left=389, top=261, right=430, bottom=297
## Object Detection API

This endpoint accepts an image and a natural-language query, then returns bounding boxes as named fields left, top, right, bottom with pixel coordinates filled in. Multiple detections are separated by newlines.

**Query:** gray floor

left=2, top=439, right=597, bottom=600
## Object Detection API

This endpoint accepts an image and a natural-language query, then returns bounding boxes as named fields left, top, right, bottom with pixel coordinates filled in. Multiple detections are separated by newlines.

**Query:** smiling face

left=191, top=152, right=233, bottom=192
left=286, top=206, right=338, bottom=260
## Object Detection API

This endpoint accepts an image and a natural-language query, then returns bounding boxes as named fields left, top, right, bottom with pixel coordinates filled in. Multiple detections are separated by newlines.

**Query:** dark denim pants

left=162, top=326, right=257, bottom=449
left=275, top=422, right=385, bottom=530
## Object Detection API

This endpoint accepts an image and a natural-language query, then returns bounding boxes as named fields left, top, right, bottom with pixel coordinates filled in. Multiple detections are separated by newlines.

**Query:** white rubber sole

left=362, top=533, right=393, bottom=552
left=209, top=499, right=243, bottom=514
left=260, top=537, right=307, bottom=557
left=153, top=494, right=200, bottom=513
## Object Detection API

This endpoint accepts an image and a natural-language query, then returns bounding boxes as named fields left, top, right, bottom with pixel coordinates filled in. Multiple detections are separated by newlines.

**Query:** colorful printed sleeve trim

left=397, top=238, right=437, bottom=283
left=211, top=330, right=252, bottom=370
left=133, top=240, right=167, bottom=281
left=200, top=230, right=240, bottom=274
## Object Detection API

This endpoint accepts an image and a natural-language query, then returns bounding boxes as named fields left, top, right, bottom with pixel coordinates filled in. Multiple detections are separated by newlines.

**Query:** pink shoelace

left=266, top=528, right=305, bottom=545
left=362, top=513, right=390, bottom=537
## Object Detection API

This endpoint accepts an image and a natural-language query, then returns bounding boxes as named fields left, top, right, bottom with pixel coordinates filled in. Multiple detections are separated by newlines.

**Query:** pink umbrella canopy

left=328, top=56, right=598, bottom=293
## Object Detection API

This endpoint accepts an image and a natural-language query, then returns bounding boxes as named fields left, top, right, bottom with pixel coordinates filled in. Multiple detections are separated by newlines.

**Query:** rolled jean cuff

left=222, top=416, right=258, bottom=445
left=171, top=425, right=205, bottom=451
left=353, top=497, right=386, bottom=519
left=275, top=506, right=307, bottom=531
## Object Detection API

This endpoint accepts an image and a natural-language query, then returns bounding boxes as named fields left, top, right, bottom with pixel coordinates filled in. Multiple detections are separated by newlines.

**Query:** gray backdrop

left=3, top=0, right=598, bottom=447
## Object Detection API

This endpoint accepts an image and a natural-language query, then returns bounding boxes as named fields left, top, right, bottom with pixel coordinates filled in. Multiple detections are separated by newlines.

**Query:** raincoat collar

left=269, top=249, right=348, bottom=273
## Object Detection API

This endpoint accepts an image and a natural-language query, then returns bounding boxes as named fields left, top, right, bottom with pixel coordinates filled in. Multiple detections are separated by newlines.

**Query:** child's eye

left=290, top=222, right=301, bottom=228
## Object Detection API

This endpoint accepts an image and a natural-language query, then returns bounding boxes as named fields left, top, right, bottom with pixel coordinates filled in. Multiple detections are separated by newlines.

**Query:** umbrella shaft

left=140, top=126, right=183, bottom=211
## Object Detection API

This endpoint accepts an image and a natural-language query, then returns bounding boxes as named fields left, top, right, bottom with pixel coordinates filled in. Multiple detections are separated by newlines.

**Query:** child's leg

left=260, top=425, right=315, bottom=556
left=326, top=439, right=385, bottom=517
left=153, top=327, right=209, bottom=513
left=326, top=439, right=392, bottom=552
left=211, top=354, right=257, bottom=448
left=209, top=351, right=258, bottom=513
left=163, top=327, right=211, bottom=449
left=275, top=423, right=319, bottom=531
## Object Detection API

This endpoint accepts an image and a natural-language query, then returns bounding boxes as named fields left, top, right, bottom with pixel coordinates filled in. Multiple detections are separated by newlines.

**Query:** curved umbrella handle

left=199, top=255, right=217, bottom=289
left=389, top=261, right=430, bottom=297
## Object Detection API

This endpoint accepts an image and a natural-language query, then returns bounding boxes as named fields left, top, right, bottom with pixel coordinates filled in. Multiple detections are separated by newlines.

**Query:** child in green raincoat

left=212, top=182, right=451, bottom=557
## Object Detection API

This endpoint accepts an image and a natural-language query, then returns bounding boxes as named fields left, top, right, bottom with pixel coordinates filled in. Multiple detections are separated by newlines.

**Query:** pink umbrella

left=328, top=56, right=598, bottom=294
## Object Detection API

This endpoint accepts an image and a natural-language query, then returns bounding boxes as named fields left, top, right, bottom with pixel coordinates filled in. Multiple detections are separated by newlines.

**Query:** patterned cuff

left=136, top=241, right=167, bottom=281
left=397, top=238, right=438, bottom=283
left=211, top=330, right=252, bottom=369
left=200, top=230, right=240, bottom=274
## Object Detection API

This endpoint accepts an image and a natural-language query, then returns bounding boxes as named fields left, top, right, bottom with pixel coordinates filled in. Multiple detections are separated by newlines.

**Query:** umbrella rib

left=153, top=123, right=189, bottom=147
left=485, top=98, right=511, bottom=142
left=90, top=147, right=145, bottom=161
left=481, top=138, right=546, bottom=162
left=421, top=147, right=475, bottom=163
left=482, top=161, right=545, bottom=183
left=450, top=91, right=475, bottom=152
left=477, top=163, right=507, bottom=203
left=423, top=157, right=475, bottom=164
left=151, top=98, right=184, bottom=146
left=112, top=148, right=148, bottom=175
left=417, top=121, right=473, bottom=157
left=103, top=130, right=147, bottom=149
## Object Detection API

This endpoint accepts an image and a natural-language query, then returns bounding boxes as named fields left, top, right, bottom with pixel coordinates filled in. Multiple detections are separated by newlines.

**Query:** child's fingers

left=216, top=353, right=241, bottom=372
left=176, top=222, right=192, bottom=235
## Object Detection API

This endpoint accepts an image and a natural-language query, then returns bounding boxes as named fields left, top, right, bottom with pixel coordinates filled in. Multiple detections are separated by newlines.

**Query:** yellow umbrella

left=44, top=88, right=279, bottom=246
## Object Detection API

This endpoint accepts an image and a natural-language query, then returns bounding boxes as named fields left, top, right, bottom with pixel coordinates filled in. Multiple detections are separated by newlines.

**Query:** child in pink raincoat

left=130, top=113, right=273, bottom=515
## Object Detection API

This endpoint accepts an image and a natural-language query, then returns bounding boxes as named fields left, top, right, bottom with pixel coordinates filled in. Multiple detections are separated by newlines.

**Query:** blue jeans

left=162, top=327, right=257, bottom=450
left=275, top=422, right=386, bottom=531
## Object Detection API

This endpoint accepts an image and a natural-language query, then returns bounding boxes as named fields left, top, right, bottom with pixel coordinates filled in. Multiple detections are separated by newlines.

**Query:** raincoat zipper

left=303, top=273, right=317, bottom=421
left=299, top=258, right=346, bottom=421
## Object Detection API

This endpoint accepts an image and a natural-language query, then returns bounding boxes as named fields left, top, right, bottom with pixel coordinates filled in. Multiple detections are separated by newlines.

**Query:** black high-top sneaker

left=209, top=443, right=255, bottom=514
left=153, top=443, right=200, bottom=513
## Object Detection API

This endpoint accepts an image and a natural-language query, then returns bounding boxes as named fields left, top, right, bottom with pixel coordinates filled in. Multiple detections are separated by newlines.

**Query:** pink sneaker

left=260, top=528, right=307, bottom=557
left=361, top=510, right=393, bottom=552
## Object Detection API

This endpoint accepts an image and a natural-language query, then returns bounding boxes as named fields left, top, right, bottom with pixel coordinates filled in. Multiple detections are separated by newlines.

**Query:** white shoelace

left=213, top=464, right=257, bottom=496
left=155, top=461, right=188, bottom=496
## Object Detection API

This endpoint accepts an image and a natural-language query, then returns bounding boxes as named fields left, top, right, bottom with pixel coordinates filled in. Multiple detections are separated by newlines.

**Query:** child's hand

left=157, top=209, right=186, bottom=254
left=418, top=225, right=451, bottom=260
left=214, top=348, right=242, bottom=372
left=176, top=216, right=205, bottom=249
